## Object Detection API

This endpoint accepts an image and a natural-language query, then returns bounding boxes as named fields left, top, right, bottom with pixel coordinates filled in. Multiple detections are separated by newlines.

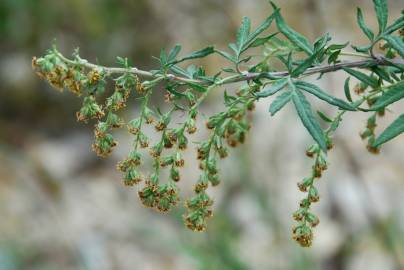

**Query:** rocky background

left=0, top=0, right=404, bottom=269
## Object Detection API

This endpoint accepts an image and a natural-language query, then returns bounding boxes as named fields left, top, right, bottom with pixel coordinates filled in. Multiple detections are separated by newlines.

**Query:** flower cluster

left=292, top=144, right=326, bottom=247
left=360, top=113, right=381, bottom=154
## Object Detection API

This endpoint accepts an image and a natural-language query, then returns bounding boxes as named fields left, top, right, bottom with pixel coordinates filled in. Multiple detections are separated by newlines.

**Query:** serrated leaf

left=273, top=8, right=313, bottom=55
left=342, top=67, right=379, bottom=88
left=292, top=89, right=327, bottom=152
left=357, top=8, right=375, bottom=40
left=236, top=17, right=251, bottom=52
left=344, top=77, right=353, bottom=102
left=241, top=14, right=276, bottom=52
left=295, top=81, right=356, bottom=111
left=269, top=90, right=292, bottom=115
left=373, top=114, right=404, bottom=147
left=373, top=0, right=388, bottom=34
left=171, top=46, right=215, bottom=65
left=383, top=35, right=404, bottom=58
left=370, top=81, right=404, bottom=110
left=255, top=78, right=289, bottom=98
left=168, top=44, right=181, bottom=63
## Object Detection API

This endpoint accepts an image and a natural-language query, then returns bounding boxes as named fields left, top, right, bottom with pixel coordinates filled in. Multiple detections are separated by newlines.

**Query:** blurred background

left=1, top=0, right=404, bottom=269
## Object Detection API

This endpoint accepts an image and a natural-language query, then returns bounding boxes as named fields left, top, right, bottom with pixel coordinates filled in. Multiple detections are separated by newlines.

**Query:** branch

left=56, top=51, right=403, bottom=86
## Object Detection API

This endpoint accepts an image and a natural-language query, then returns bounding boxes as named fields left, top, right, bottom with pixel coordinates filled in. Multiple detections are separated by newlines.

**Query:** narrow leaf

left=273, top=9, right=313, bottom=55
left=170, top=65, right=191, bottom=78
left=242, top=14, right=276, bottom=51
left=236, top=17, right=251, bottom=51
left=328, top=50, right=341, bottom=64
left=215, top=50, right=237, bottom=63
left=269, top=90, right=292, bottom=115
left=373, top=114, right=404, bottom=147
left=370, top=81, right=404, bottom=110
left=328, top=42, right=349, bottom=51
left=292, top=89, right=328, bottom=151
left=168, top=45, right=181, bottom=63
left=228, top=43, right=238, bottom=54
left=317, top=111, right=333, bottom=123
left=255, top=78, right=289, bottom=98
left=344, top=77, right=353, bottom=102
left=291, top=52, right=318, bottom=77
left=160, top=48, right=167, bottom=65
left=186, top=82, right=207, bottom=93
left=171, top=46, right=215, bottom=64
left=383, top=35, right=404, bottom=58
left=384, top=16, right=404, bottom=34
left=373, top=0, right=388, bottom=33
left=357, top=8, right=375, bottom=40
left=248, top=32, right=278, bottom=48
left=295, top=81, right=356, bottom=111
left=343, top=67, right=379, bottom=88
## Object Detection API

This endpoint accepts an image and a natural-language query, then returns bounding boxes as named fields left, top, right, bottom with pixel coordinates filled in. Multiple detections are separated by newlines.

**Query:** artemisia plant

left=33, top=0, right=404, bottom=247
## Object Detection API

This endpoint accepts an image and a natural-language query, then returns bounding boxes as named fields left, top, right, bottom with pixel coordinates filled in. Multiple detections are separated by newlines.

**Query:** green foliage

left=32, top=0, right=404, bottom=248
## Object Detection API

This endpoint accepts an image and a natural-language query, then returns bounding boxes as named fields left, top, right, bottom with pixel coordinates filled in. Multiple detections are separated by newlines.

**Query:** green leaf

left=186, top=82, right=207, bottom=93
left=372, top=66, right=393, bottom=83
left=292, top=89, right=328, bottom=152
left=222, top=67, right=237, bottom=73
left=255, top=77, right=289, bottom=98
left=383, top=35, right=404, bottom=58
left=241, top=14, right=276, bottom=52
left=373, top=0, right=388, bottom=33
left=228, top=43, right=238, bottom=54
left=357, top=8, right=374, bottom=40
left=160, top=48, right=167, bottom=65
left=170, top=65, right=191, bottom=78
left=384, top=16, right=404, bottom=34
left=373, top=114, right=404, bottom=147
left=168, top=44, right=182, bottom=63
left=273, top=8, right=313, bottom=55
left=295, top=81, right=356, bottom=111
left=269, top=90, right=292, bottom=115
left=291, top=52, right=318, bottom=77
left=344, top=77, right=353, bottom=102
left=370, top=81, right=404, bottom=110
left=171, top=46, right=215, bottom=64
left=352, top=44, right=372, bottom=53
left=342, top=67, right=379, bottom=88
left=327, top=42, right=349, bottom=51
left=317, top=111, right=333, bottom=123
left=248, top=32, right=278, bottom=48
left=215, top=50, right=237, bottom=63
left=236, top=17, right=251, bottom=52
left=328, top=50, right=341, bottom=64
